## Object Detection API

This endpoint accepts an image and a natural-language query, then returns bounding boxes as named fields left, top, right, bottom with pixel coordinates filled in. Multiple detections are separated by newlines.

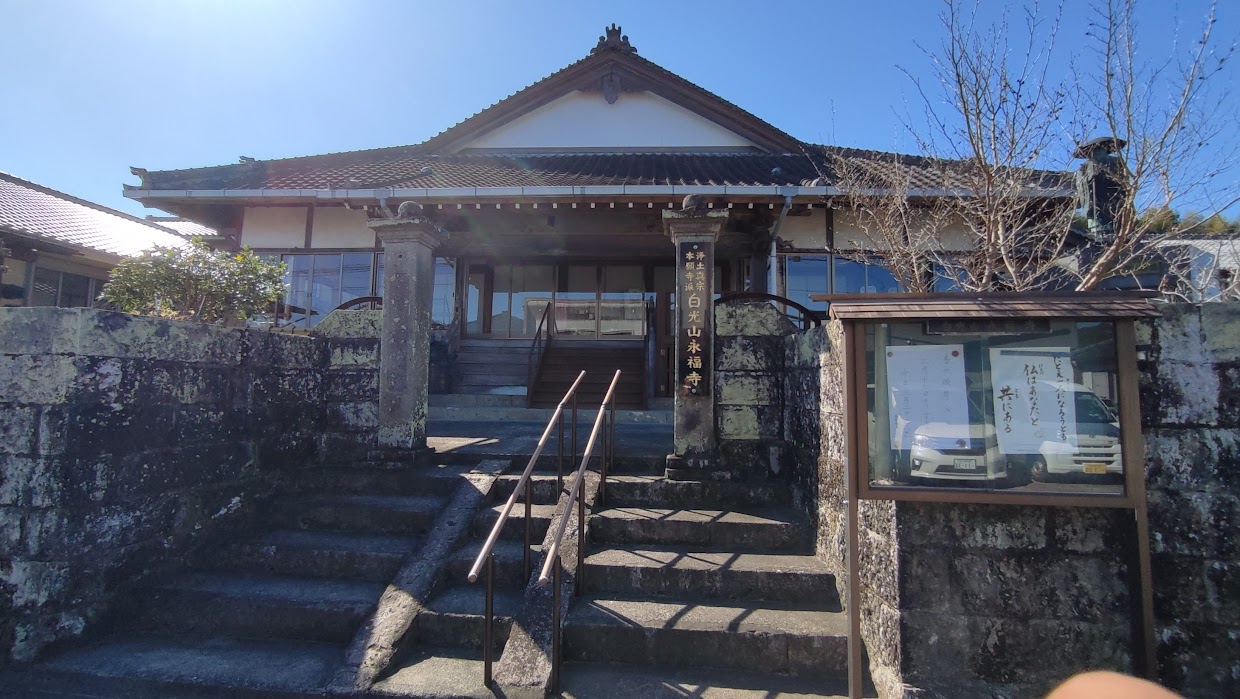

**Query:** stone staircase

left=9, top=461, right=861, bottom=698
left=23, top=461, right=463, bottom=697
left=369, top=473, right=561, bottom=696
left=557, top=474, right=854, bottom=697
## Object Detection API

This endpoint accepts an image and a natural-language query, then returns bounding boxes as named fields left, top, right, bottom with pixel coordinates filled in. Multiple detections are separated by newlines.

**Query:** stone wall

left=714, top=302, right=797, bottom=474
left=794, top=305, right=1240, bottom=699
left=314, top=310, right=382, bottom=459
left=1140, top=303, right=1240, bottom=697
left=0, top=308, right=327, bottom=663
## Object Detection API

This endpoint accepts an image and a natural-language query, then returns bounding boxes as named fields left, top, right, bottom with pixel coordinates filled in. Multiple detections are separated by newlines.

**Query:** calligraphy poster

left=885, top=345, right=969, bottom=449
left=989, top=348, right=1077, bottom=454
left=677, top=240, right=713, bottom=395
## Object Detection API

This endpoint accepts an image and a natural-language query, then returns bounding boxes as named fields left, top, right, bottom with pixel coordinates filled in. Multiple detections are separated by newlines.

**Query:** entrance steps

left=456, top=338, right=531, bottom=395
left=7, top=461, right=863, bottom=698
left=431, top=393, right=671, bottom=425
left=558, top=473, right=856, bottom=693
left=21, top=460, right=466, bottom=697
left=531, top=344, right=646, bottom=409
left=371, top=472, right=562, bottom=696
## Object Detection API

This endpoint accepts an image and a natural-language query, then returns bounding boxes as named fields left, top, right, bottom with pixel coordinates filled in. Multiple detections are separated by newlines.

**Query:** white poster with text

left=989, top=348, right=1077, bottom=455
left=885, top=345, right=968, bottom=449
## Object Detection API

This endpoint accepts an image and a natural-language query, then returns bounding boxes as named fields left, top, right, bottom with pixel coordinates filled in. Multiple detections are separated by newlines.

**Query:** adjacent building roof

left=1, top=171, right=187, bottom=259
left=144, top=216, right=219, bottom=239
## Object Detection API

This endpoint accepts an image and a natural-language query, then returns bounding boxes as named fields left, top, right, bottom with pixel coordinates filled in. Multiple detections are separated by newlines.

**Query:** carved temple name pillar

left=663, top=207, right=728, bottom=478
left=368, top=206, right=448, bottom=454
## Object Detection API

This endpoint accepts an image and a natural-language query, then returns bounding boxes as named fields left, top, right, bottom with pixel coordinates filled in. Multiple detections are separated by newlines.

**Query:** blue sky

left=1, top=0, right=1235, bottom=218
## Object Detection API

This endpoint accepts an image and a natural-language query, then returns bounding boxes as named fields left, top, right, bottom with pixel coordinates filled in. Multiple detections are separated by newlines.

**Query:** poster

left=885, top=345, right=968, bottom=449
left=989, top=348, right=1077, bottom=454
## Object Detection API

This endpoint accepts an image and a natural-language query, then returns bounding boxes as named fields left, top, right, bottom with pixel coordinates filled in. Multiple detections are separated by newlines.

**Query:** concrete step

left=288, top=463, right=466, bottom=497
left=204, top=528, right=417, bottom=583
left=28, top=635, right=342, bottom=698
left=556, top=661, right=862, bottom=698
left=491, top=473, right=568, bottom=502
left=430, top=405, right=673, bottom=424
left=369, top=646, right=496, bottom=698
left=413, top=584, right=524, bottom=651
left=272, top=493, right=444, bottom=536
left=563, top=597, right=849, bottom=678
left=582, top=546, right=840, bottom=608
left=603, top=475, right=792, bottom=509
left=589, top=506, right=812, bottom=553
left=447, top=538, right=541, bottom=588
left=474, top=502, right=557, bottom=540
left=431, top=394, right=528, bottom=408
left=130, top=572, right=382, bottom=643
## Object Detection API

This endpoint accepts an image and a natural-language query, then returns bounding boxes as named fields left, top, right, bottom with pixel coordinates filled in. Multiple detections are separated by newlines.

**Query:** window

left=280, top=252, right=456, bottom=328
left=783, top=255, right=829, bottom=311
left=29, top=268, right=105, bottom=308
left=832, top=257, right=901, bottom=294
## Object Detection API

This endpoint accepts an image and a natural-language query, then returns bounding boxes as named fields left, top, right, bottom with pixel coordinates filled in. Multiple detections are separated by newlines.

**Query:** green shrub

left=100, top=239, right=286, bottom=323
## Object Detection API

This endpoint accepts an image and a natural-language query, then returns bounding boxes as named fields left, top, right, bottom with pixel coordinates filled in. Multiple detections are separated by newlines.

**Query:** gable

left=459, top=90, right=760, bottom=152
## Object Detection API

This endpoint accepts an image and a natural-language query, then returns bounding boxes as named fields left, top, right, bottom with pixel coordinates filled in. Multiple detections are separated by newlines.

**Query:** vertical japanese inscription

left=678, top=241, right=713, bottom=395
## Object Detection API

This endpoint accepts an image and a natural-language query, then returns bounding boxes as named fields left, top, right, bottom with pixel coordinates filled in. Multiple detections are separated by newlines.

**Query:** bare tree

left=1074, top=0, right=1238, bottom=289
left=900, top=0, right=1078, bottom=292
left=835, top=0, right=1237, bottom=293
left=828, top=152, right=947, bottom=293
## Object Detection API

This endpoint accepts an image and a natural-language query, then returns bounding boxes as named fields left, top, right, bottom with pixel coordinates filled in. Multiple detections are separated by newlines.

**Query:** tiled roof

left=144, top=217, right=218, bottom=239
left=132, top=147, right=1028, bottom=193
left=125, top=28, right=1068, bottom=198
left=0, top=172, right=187, bottom=258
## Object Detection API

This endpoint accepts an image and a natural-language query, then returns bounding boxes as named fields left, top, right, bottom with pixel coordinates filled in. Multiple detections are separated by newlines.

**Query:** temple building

left=123, top=25, right=1055, bottom=409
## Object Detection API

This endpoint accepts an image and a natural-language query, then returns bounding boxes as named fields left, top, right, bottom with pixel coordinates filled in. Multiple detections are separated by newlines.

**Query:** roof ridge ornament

left=592, top=24, right=636, bottom=55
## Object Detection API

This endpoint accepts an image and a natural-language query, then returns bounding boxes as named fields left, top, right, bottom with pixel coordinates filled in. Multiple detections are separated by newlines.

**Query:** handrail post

left=552, top=555, right=562, bottom=694
left=523, top=479, right=532, bottom=582
left=599, top=403, right=609, bottom=507
left=557, top=407, right=565, bottom=493
left=576, top=477, right=585, bottom=597
left=484, top=552, right=494, bottom=685
left=571, top=394, right=578, bottom=472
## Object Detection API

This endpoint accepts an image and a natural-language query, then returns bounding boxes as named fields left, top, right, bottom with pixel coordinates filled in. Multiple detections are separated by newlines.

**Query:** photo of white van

left=1022, top=381, right=1122, bottom=481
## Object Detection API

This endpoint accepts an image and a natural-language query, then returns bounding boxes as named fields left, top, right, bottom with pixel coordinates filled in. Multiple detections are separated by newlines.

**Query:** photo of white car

left=909, top=422, right=1007, bottom=482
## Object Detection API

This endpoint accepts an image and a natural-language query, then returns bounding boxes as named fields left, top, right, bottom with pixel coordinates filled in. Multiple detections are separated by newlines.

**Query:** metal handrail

left=527, top=302, right=555, bottom=404
left=716, top=292, right=823, bottom=330
left=537, top=369, right=622, bottom=693
left=467, top=369, right=585, bottom=686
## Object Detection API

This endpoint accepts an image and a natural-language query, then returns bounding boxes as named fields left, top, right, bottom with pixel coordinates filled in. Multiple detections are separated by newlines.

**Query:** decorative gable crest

left=592, top=24, right=637, bottom=55
left=601, top=72, right=622, bottom=104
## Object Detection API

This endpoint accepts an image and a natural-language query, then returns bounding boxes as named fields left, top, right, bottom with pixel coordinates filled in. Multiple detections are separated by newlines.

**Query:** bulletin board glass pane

left=865, top=320, right=1124, bottom=496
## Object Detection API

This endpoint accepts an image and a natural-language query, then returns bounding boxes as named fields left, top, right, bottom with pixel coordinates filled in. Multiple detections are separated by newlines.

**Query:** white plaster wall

left=462, top=90, right=757, bottom=151
left=242, top=207, right=308, bottom=249
left=832, top=209, right=976, bottom=252
left=312, top=206, right=373, bottom=248
left=780, top=210, right=829, bottom=249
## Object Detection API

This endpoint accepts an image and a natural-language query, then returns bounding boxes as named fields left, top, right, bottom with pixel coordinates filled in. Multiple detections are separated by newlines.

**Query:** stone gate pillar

left=367, top=204, right=448, bottom=454
left=663, top=203, right=728, bottom=478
